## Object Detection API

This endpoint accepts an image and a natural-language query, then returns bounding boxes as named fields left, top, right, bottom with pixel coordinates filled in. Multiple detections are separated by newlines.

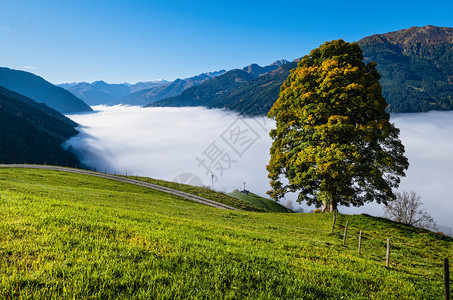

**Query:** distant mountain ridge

left=61, top=81, right=133, bottom=106
left=357, top=25, right=453, bottom=112
left=204, top=61, right=298, bottom=115
left=0, top=86, right=79, bottom=165
left=59, top=62, right=287, bottom=108
left=59, top=80, right=171, bottom=106
left=129, top=80, right=170, bottom=93
left=151, top=25, right=453, bottom=115
left=112, top=70, right=226, bottom=106
left=149, top=60, right=296, bottom=114
left=58, top=25, right=453, bottom=115
left=149, top=69, right=256, bottom=108
left=0, top=67, right=92, bottom=114
left=361, top=25, right=453, bottom=45
left=59, top=71, right=226, bottom=107
left=241, top=60, right=288, bottom=78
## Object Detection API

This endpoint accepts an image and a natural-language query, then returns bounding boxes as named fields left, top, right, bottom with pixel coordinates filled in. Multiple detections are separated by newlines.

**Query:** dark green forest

left=149, top=69, right=256, bottom=108
left=0, top=86, right=79, bottom=166
left=358, top=25, right=453, bottom=112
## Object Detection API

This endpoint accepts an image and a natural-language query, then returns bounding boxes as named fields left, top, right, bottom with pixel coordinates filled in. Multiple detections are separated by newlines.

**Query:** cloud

left=66, top=106, right=273, bottom=193
left=65, top=106, right=453, bottom=228
left=22, top=66, right=36, bottom=70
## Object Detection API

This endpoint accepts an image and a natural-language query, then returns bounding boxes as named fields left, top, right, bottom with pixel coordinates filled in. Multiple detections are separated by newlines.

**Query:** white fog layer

left=65, top=106, right=453, bottom=228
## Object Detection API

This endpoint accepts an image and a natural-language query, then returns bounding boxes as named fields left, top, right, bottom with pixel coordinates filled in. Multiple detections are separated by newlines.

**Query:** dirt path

left=0, top=164, right=239, bottom=211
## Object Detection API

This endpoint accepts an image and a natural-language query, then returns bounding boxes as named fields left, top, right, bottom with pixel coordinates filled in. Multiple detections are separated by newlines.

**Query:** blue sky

left=1, top=0, right=452, bottom=84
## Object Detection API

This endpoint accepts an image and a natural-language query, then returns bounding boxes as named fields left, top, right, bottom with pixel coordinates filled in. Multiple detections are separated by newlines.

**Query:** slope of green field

left=227, top=191, right=292, bottom=213
left=130, top=176, right=267, bottom=212
left=0, top=168, right=452, bottom=299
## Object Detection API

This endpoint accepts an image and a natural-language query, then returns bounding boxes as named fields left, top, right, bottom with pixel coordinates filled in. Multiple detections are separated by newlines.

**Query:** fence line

left=445, top=258, right=450, bottom=300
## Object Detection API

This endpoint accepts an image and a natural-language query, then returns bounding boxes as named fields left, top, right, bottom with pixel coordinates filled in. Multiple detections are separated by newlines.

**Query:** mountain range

left=0, top=67, right=92, bottom=114
left=0, top=86, right=79, bottom=165
left=113, top=70, right=226, bottom=106
left=357, top=25, right=453, bottom=112
left=149, top=59, right=294, bottom=114
left=149, top=25, right=453, bottom=115
left=59, top=61, right=290, bottom=108
left=59, top=80, right=171, bottom=106
left=60, top=71, right=226, bottom=107
left=39, top=25, right=453, bottom=116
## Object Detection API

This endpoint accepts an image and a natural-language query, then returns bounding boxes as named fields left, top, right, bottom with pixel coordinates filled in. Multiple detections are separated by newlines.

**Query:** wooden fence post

left=445, top=258, right=450, bottom=300
left=343, top=221, right=349, bottom=245
left=331, top=211, right=337, bottom=234
left=358, top=230, right=362, bottom=254
left=386, top=238, right=390, bottom=268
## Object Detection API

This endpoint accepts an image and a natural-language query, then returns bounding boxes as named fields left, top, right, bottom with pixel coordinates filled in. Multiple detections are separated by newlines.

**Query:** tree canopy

left=266, top=40, right=409, bottom=212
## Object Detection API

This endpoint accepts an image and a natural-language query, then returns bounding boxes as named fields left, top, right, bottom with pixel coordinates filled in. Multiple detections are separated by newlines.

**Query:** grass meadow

left=0, top=168, right=452, bottom=299
left=227, top=191, right=292, bottom=213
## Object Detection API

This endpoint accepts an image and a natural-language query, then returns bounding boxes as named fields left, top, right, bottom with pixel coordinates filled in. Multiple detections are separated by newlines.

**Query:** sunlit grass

left=0, top=168, right=451, bottom=299
left=227, top=190, right=292, bottom=212
left=129, top=175, right=267, bottom=212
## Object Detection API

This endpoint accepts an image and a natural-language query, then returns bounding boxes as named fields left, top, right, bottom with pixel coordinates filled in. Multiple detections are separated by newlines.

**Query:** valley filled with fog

left=66, top=106, right=453, bottom=229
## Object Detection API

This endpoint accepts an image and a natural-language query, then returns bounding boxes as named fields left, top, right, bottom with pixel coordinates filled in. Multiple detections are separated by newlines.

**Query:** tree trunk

left=321, top=201, right=338, bottom=213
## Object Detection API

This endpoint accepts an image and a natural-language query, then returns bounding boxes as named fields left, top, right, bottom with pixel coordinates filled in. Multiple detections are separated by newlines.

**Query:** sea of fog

left=65, top=106, right=453, bottom=229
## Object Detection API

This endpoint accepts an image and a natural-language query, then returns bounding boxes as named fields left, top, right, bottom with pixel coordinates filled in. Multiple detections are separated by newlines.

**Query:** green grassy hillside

left=129, top=176, right=267, bottom=212
left=227, top=191, right=292, bottom=213
left=0, top=168, right=452, bottom=299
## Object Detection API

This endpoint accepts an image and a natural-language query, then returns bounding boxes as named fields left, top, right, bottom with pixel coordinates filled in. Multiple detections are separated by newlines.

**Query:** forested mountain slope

left=358, top=25, right=453, bottom=112
left=0, top=86, right=79, bottom=165
left=0, top=67, right=92, bottom=113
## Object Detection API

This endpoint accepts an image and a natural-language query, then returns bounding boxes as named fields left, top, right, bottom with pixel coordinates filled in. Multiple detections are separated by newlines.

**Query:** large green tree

left=267, top=40, right=409, bottom=212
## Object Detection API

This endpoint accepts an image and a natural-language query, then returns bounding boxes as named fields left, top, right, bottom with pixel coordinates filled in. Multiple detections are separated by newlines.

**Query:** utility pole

left=243, top=181, right=246, bottom=191
left=211, top=174, right=214, bottom=190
